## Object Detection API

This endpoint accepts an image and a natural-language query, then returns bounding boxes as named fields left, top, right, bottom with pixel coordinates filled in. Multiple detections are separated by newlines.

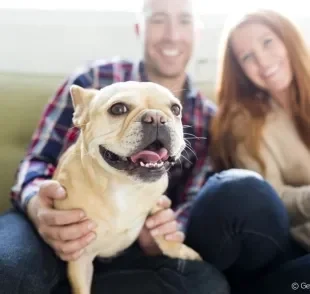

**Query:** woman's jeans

left=185, top=169, right=310, bottom=293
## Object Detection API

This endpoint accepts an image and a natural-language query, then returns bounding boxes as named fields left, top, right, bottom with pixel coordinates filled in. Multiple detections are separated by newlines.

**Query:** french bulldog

left=53, top=81, right=202, bottom=294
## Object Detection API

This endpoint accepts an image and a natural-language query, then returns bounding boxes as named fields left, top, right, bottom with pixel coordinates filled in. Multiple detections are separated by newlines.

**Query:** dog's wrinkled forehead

left=90, top=81, right=181, bottom=112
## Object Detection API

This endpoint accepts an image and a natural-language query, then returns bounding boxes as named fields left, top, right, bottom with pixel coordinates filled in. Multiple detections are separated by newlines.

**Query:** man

left=0, top=0, right=229, bottom=293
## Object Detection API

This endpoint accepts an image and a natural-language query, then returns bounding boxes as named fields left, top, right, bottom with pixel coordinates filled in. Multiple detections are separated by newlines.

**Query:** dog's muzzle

left=99, top=110, right=180, bottom=181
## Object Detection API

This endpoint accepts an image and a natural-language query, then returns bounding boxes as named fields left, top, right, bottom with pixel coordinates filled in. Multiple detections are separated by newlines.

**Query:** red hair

left=210, top=9, right=310, bottom=175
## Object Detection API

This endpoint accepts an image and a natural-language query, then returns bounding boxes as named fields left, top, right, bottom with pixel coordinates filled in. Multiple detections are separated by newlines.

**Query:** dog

left=53, top=81, right=202, bottom=294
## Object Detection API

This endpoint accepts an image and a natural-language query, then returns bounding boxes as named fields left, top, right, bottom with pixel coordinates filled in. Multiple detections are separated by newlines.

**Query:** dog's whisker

left=183, top=132, right=196, bottom=136
left=184, top=137, right=207, bottom=140
left=185, top=143, right=196, bottom=155
left=185, top=140, right=196, bottom=149
left=183, top=133, right=207, bottom=140
left=176, top=157, right=183, bottom=166
left=184, top=144, right=197, bottom=160
left=181, top=154, right=193, bottom=165
left=182, top=148, right=192, bottom=162
left=184, top=134, right=207, bottom=140
left=184, top=139, right=195, bottom=152
left=173, top=129, right=197, bottom=161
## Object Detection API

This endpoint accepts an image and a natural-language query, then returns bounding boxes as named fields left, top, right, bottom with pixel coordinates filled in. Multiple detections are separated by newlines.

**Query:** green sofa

left=0, top=72, right=215, bottom=213
left=0, top=72, right=63, bottom=212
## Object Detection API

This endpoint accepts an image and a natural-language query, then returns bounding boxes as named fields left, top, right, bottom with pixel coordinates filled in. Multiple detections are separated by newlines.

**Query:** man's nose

left=141, top=111, right=167, bottom=126
left=165, top=22, right=181, bottom=42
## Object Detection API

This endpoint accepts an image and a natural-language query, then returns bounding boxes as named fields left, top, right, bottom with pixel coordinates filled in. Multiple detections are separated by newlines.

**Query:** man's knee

left=0, top=210, right=63, bottom=293
left=182, top=260, right=230, bottom=294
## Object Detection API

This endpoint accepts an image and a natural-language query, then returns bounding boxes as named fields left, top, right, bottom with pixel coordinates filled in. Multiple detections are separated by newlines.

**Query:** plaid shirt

left=11, top=58, right=217, bottom=228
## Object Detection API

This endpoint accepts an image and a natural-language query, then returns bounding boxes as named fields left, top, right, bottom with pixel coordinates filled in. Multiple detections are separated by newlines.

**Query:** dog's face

left=71, top=81, right=185, bottom=182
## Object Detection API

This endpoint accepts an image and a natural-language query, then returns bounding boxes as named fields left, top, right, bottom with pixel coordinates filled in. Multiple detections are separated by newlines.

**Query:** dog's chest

left=93, top=212, right=146, bottom=258
left=89, top=183, right=158, bottom=258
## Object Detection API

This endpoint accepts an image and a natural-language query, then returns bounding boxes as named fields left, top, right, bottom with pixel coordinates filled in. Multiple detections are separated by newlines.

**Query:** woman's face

left=231, top=23, right=293, bottom=98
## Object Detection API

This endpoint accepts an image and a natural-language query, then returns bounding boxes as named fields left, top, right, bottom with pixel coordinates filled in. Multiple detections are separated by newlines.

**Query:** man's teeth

left=264, top=65, right=279, bottom=77
left=162, top=49, right=179, bottom=57
left=139, top=161, right=164, bottom=168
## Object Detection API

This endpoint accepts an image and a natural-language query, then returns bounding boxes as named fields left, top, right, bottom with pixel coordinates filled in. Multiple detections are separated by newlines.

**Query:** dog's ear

left=70, top=85, right=98, bottom=127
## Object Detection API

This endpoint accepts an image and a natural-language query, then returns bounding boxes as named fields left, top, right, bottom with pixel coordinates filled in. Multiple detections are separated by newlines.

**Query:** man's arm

left=10, top=68, right=96, bottom=213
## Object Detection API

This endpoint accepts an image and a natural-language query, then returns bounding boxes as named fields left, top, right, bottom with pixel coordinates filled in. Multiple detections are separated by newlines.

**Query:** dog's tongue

left=131, top=148, right=168, bottom=163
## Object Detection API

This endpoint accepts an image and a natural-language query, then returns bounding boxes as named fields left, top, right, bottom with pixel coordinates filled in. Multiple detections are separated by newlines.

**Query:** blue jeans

left=0, top=212, right=228, bottom=293
left=185, top=169, right=310, bottom=294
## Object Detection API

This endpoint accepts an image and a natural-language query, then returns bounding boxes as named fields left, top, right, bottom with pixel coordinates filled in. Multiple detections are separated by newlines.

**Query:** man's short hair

left=136, top=0, right=203, bottom=30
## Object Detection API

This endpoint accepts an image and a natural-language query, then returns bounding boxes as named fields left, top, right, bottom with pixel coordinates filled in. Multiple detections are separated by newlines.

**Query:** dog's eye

left=109, top=103, right=129, bottom=115
left=171, top=104, right=181, bottom=116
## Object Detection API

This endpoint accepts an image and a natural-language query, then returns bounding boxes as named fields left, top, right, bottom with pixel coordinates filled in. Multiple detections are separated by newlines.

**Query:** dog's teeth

left=140, top=161, right=165, bottom=168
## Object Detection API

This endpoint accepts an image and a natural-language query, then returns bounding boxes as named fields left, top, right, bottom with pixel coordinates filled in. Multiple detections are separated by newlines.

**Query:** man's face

left=142, top=0, right=195, bottom=79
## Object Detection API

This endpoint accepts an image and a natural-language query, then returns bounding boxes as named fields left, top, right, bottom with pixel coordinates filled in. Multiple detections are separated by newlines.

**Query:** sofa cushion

left=0, top=73, right=63, bottom=212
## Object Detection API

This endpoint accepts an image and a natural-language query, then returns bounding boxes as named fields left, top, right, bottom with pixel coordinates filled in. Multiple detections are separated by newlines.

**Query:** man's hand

left=27, top=180, right=97, bottom=261
left=138, top=195, right=184, bottom=256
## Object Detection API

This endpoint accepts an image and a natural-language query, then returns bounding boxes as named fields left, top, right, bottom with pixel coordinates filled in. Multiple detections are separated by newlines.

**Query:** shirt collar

left=134, top=60, right=198, bottom=102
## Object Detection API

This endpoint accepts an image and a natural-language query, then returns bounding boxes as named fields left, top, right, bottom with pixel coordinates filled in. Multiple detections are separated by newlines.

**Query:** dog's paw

left=178, top=244, right=202, bottom=261
left=155, top=237, right=203, bottom=261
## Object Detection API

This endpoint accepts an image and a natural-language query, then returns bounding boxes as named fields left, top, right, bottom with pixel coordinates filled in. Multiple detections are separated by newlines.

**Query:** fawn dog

left=53, top=81, right=202, bottom=294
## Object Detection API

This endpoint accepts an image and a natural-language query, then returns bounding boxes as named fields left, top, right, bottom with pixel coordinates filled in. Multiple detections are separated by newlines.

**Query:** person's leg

left=0, top=208, right=66, bottom=294
left=184, top=169, right=306, bottom=291
left=0, top=209, right=229, bottom=294
left=56, top=243, right=230, bottom=294
left=247, top=253, right=310, bottom=294
left=94, top=256, right=230, bottom=294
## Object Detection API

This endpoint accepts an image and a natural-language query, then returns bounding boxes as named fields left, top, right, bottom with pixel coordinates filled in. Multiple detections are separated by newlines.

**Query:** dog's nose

left=141, top=111, right=167, bottom=125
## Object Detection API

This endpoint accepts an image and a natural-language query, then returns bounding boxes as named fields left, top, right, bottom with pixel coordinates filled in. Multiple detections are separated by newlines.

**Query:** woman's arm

left=236, top=142, right=310, bottom=226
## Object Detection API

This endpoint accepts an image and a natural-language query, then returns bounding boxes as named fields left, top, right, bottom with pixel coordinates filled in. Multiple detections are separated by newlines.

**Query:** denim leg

left=0, top=209, right=65, bottom=294
left=57, top=245, right=230, bottom=294
left=244, top=253, right=310, bottom=294
left=0, top=209, right=229, bottom=294
left=185, top=169, right=295, bottom=288
left=93, top=257, right=230, bottom=294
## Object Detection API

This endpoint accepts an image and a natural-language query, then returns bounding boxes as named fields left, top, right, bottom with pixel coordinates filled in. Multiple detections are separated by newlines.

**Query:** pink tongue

left=130, top=148, right=168, bottom=163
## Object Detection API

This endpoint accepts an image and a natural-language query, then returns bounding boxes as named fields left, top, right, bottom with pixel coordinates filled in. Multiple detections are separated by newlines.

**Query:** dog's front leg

left=150, top=203, right=203, bottom=261
left=68, top=254, right=94, bottom=294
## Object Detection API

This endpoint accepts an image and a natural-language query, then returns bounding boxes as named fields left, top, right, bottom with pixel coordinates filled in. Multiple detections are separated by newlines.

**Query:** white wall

left=0, top=8, right=309, bottom=84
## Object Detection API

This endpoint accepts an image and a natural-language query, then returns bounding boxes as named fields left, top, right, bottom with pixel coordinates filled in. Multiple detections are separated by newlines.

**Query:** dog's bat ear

left=70, top=85, right=98, bottom=128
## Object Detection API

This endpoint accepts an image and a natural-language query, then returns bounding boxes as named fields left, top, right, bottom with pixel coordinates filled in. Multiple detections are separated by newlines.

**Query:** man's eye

left=150, top=18, right=165, bottom=24
left=180, top=18, right=192, bottom=25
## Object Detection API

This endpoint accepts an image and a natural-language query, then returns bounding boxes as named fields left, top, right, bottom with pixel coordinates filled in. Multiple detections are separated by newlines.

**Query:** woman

left=185, top=9, right=310, bottom=294
left=210, top=8, right=310, bottom=252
